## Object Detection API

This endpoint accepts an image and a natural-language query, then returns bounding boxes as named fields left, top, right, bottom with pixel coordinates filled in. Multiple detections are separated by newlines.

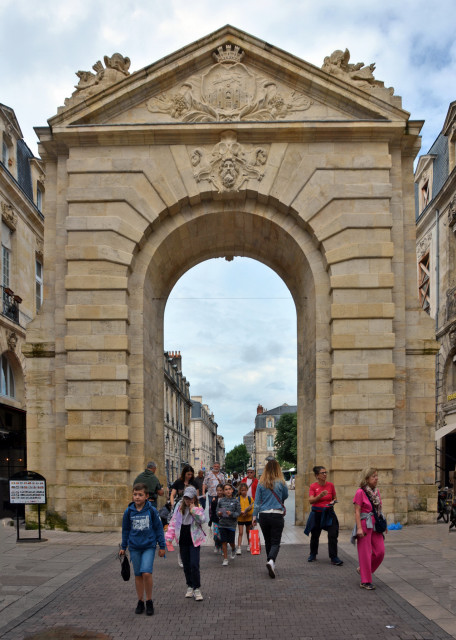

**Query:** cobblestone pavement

left=0, top=543, right=453, bottom=640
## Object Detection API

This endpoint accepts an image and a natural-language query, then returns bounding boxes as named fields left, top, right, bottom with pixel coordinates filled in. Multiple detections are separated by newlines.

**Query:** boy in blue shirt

left=119, top=483, right=166, bottom=615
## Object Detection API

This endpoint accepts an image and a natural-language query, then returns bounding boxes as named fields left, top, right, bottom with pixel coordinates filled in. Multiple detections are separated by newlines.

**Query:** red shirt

left=241, top=476, right=258, bottom=499
left=309, top=481, right=336, bottom=508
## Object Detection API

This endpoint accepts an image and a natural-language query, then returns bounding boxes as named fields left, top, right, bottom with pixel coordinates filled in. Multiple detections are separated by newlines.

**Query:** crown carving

left=212, top=43, right=244, bottom=64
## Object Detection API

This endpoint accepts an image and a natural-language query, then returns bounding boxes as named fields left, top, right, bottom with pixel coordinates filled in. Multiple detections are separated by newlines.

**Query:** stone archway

left=24, top=26, right=438, bottom=530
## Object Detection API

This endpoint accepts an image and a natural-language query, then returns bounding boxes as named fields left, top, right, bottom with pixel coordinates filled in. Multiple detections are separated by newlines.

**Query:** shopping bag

left=250, top=528, right=261, bottom=555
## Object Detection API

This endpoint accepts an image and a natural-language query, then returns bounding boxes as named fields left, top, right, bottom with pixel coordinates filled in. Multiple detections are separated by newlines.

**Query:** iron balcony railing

left=2, top=286, right=21, bottom=324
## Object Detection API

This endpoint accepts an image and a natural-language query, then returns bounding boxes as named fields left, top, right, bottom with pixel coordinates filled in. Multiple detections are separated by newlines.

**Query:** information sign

left=9, top=479, right=46, bottom=504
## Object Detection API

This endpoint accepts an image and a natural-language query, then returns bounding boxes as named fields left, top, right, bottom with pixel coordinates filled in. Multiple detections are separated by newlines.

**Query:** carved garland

left=1, top=202, right=17, bottom=231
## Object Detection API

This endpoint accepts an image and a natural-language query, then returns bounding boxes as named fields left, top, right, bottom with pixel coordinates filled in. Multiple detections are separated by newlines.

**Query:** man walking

left=241, top=467, right=258, bottom=500
left=133, top=461, right=164, bottom=509
left=203, top=462, right=225, bottom=509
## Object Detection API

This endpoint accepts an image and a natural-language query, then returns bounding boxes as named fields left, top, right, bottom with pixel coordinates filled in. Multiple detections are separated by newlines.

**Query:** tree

left=274, top=412, right=297, bottom=466
left=225, top=444, right=250, bottom=474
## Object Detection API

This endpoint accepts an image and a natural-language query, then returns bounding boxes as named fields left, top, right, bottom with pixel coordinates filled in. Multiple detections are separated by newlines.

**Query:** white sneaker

left=230, top=549, right=236, bottom=560
left=213, top=546, right=219, bottom=553
left=222, top=558, right=229, bottom=566
left=236, top=546, right=242, bottom=555
left=178, top=556, right=183, bottom=568
left=266, top=559, right=276, bottom=579
left=185, top=587, right=194, bottom=598
left=193, top=588, right=203, bottom=601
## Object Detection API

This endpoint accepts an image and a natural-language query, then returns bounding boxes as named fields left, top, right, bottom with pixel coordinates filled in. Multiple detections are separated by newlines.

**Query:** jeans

left=310, top=510, right=339, bottom=559
left=179, top=543, right=201, bottom=589
left=198, top=496, right=206, bottom=511
left=130, top=547, right=156, bottom=576
left=259, top=512, right=284, bottom=561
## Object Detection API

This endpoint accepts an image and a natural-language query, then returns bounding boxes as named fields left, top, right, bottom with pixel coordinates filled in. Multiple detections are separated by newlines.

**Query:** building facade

left=415, top=101, right=456, bottom=487
left=243, top=429, right=254, bottom=466
left=253, top=403, right=297, bottom=475
left=0, top=104, right=44, bottom=516
left=216, top=434, right=225, bottom=469
left=190, top=395, right=218, bottom=471
left=25, top=26, right=437, bottom=530
left=163, top=351, right=191, bottom=485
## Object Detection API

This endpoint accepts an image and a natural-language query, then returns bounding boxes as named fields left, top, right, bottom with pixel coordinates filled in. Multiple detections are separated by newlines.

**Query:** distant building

left=164, top=351, right=191, bottom=485
left=190, top=395, right=218, bottom=471
left=0, top=104, right=45, bottom=516
left=415, top=101, right=456, bottom=486
left=243, top=429, right=255, bottom=466
left=216, top=434, right=225, bottom=469
left=253, top=402, right=297, bottom=475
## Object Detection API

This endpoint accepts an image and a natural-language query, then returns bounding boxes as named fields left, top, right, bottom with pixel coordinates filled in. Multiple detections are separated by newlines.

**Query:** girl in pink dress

left=353, top=467, right=386, bottom=590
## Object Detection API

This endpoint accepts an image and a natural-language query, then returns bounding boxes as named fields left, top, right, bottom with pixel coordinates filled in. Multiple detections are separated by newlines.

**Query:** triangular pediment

left=48, top=25, right=409, bottom=130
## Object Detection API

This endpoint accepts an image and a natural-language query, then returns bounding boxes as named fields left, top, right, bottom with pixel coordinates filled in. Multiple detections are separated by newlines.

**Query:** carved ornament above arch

left=147, top=42, right=312, bottom=123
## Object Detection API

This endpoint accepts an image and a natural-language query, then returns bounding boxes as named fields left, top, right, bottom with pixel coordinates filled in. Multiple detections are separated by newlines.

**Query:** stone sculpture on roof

left=321, top=48, right=394, bottom=98
left=60, top=53, right=131, bottom=111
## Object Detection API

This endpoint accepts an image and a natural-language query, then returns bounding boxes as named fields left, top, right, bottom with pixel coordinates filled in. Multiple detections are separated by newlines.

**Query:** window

left=0, top=354, right=15, bottom=398
left=418, top=252, right=430, bottom=314
left=2, top=245, right=10, bottom=289
left=421, top=180, right=430, bottom=209
left=267, top=434, right=274, bottom=450
left=36, top=185, right=43, bottom=212
left=2, top=139, right=9, bottom=166
left=36, top=258, right=43, bottom=311
left=267, top=418, right=273, bottom=428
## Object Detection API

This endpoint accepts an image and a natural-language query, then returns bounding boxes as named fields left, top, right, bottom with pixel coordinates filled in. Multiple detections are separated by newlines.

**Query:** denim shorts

left=130, top=547, right=156, bottom=576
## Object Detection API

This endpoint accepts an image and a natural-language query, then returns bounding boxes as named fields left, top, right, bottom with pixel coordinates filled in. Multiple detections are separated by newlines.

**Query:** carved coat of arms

left=147, top=43, right=312, bottom=122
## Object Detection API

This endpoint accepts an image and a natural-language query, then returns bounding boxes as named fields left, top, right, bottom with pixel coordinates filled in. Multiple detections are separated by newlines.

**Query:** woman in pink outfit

left=353, top=467, right=386, bottom=590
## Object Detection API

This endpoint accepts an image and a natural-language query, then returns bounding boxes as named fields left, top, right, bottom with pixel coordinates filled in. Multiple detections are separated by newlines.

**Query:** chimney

left=257, top=403, right=264, bottom=415
left=169, top=350, right=182, bottom=370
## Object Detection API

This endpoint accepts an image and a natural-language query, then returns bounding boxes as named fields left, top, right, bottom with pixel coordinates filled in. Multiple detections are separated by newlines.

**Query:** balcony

left=2, top=287, right=21, bottom=324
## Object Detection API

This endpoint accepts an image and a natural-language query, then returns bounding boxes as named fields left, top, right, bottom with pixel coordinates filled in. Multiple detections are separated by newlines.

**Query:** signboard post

left=9, top=470, right=47, bottom=542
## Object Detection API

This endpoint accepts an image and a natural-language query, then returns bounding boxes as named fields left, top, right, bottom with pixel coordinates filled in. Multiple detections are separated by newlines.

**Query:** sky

left=2, top=0, right=456, bottom=452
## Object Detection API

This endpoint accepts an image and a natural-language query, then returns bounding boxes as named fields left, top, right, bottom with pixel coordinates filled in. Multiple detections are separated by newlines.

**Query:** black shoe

left=331, top=557, right=343, bottom=566
left=146, top=600, right=154, bottom=616
left=135, top=600, right=145, bottom=614
left=308, top=553, right=317, bottom=562
left=360, top=582, right=376, bottom=590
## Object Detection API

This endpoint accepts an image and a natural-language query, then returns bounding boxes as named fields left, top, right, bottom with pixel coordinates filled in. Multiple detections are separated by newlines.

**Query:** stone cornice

left=37, top=120, right=415, bottom=160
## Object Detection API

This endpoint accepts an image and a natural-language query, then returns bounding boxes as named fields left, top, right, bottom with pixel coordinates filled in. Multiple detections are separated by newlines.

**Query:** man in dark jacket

left=133, top=461, right=164, bottom=508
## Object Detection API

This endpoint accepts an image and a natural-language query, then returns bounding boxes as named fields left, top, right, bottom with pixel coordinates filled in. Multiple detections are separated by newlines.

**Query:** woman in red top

left=305, top=465, right=343, bottom=565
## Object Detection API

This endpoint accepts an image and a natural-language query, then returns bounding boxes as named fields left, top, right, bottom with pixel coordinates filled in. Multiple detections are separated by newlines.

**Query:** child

left=165, top=485, right=206, bottom=601
left=209, top=484, right=224, bottom=555
left=120, top=483, right=166, bottom=616
left=217, top=482, right=241, bottom=566
left=236, top=482, right=254, bottom=554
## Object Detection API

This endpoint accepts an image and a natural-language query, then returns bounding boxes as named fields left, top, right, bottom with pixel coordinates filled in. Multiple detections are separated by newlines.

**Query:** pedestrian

left=304, top=465, right=343, bottom=566
left=353, top=467, right=386, bottom=590
left=241, top=467, right=258, bottom=500
left=209, top=483, right=224, bottom=555
left=203, top=461, right=226, bottom=509
left=119, top=483, right=166, bottom=616
left=165, top=485, right=206, bottom=601
left=252, top=457, right=288, bottom=579
left=170, top=464, right=199, bottom=509
left=217, top=482, right=241, bottom=566
left=133, top=461, right=164, bottom=509
left=194, top=469, right=206, bottom=510
left=236, top=482, right=253, bottom=554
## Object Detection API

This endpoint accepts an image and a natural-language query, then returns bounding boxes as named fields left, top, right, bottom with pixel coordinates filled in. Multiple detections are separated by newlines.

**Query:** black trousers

left=310, top=510, right=339, bottom=559
left=179, top=525, right=201, bottom=589
left=259, top=512, right=284, bottom=561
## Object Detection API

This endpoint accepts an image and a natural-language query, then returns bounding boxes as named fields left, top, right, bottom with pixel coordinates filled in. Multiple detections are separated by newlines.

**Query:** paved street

left=1, top=496, right=456, bottom=639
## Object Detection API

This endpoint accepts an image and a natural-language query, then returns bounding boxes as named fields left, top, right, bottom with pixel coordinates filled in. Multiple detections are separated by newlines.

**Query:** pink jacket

left=165, top=501, right=206, bottom=547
